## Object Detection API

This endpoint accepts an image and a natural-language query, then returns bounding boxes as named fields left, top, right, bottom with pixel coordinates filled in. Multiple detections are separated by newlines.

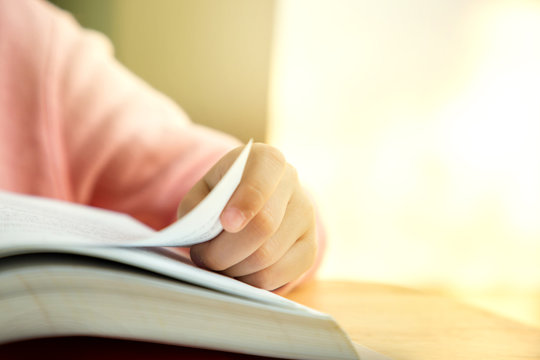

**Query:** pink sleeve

left=31, top=0, right=325, bottom=290
left=44, top=2, right=239, bottom=230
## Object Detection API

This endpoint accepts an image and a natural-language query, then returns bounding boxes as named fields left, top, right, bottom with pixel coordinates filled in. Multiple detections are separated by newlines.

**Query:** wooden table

left=286, top=281, right=540, bottom=360
left=2, top=280, right=539, bottom=360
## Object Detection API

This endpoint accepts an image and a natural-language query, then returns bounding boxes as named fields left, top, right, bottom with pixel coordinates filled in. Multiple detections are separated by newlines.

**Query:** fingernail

left=221, top=207, right=245, bottom=232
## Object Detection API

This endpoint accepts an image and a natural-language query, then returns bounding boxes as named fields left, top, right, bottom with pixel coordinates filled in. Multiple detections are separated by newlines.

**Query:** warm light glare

left=269, top=0, right=540, bottom=326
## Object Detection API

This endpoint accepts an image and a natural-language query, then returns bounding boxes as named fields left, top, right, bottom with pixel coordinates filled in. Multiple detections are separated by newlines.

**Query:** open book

left=0, top=142, right=383, bottom=360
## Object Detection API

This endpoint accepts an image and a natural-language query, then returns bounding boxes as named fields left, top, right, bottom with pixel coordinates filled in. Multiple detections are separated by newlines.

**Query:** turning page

left=0, top=140, right=252, bottom=248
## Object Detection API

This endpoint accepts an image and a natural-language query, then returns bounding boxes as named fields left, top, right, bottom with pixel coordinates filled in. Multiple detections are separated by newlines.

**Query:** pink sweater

left=0, top=0, right=324, bottom=291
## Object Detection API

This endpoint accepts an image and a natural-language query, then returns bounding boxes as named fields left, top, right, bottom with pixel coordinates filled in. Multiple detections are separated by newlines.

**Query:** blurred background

left=50, top=0, right=540, bottom=328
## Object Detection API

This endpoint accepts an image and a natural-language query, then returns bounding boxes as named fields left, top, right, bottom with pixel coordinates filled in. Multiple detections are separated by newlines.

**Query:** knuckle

left=287, top=164, right=299, bottom=183
left=304, top=199, right=315, bottom=220
left=303, top=233, right=318, bottom=269
left=251, top=245, right=275, bottom=269
left=303, top=189, right=316, bottom=216
left=242, top=183, right=266, bottom=215
left=250, top=270, right=276, bottom=290
left=252, top=208, right=278, bottom=238
left=296, top=195, right=315, bottom=224
left=258, top=143, right=286, bottom=168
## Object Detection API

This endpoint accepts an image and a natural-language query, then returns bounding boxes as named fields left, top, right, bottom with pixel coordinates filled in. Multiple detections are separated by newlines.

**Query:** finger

left=190, top=174, right=293, bottom=271
left=176, top=180, right=211, bottom=219
left=221, top=185, right=314, bottom=277
left=220, top=143, right=287, bottom=233
left=235, top=229, right=318, bottom=291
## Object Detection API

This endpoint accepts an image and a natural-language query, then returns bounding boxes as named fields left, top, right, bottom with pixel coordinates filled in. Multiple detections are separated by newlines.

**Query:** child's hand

left=177, top=143, right=317, bottom=291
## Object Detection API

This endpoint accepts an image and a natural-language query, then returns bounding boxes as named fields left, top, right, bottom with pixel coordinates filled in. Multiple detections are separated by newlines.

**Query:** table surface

left=286, top=280, right=540, bottom=360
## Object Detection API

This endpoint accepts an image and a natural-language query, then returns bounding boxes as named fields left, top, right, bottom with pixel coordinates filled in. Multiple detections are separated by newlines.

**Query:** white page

left=0, top=191, right=155, bottom=246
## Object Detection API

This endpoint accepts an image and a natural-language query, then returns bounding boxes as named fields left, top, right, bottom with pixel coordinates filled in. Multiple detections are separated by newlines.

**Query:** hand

left=177, top=143, right=317, bottom=291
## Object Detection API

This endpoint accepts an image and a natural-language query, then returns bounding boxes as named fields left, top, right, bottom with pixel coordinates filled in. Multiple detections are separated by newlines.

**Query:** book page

left=0, top=191, right=155, bottom=247
left=0, top=140, right=252, bottom=248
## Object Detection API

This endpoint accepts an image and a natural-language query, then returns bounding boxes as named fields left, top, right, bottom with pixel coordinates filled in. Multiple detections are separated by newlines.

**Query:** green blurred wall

left=49, top=0, right=275, bottom=143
